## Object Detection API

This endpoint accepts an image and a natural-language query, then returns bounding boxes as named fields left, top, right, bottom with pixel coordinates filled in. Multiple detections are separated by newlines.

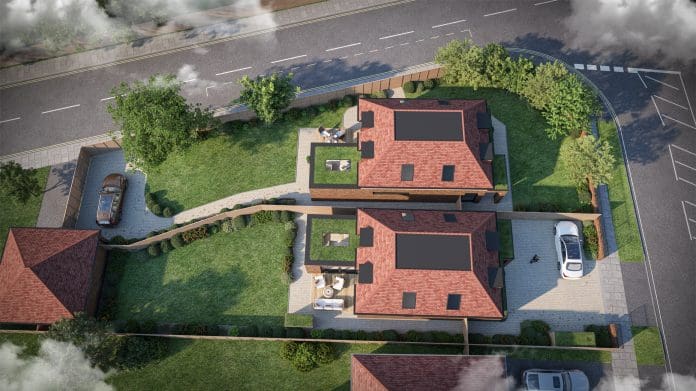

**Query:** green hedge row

left=469, top=320, right=552, bottom=346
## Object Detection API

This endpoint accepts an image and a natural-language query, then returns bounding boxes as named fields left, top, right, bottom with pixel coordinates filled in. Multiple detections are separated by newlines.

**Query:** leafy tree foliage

left=235, top=73, right=300, bottom=124
left=0, top=161, right=42, bottom=203
left=540, top=74, right=601, bottom=139
left=434, top=39, right=488, bottom=89
left=520, top=61, right=569, bottom=110
left=564, top=134, right=616, bottom=188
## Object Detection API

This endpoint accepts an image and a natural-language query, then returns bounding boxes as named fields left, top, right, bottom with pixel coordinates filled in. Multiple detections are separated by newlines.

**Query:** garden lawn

left=146, top=107, right=346, bottom=213
left=107, top=340, right=463, bottom=390
left=309, top=217, right=359, bottom=262
left=312, top=144, right=360, bottom=185
left=631, top=326, right=665, bottom=365
left=469, top=346, right=612, bottom=363
left=107, top=223, right=290, bottom=326
left=0, top=166, right=49, bottom=254
left=598, top=120, right=644, bottom=262
left=409, top=86, right=590, bottom=212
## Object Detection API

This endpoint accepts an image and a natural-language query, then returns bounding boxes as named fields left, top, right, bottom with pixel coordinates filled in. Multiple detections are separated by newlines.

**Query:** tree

left=0, top=161, right=42, bottom=203
left=434, top=39, right=489, bottom=89
left=542, top=75, right=601, bottom=139
left=521, top=61, right=569, bottom=111
left=235, top=73, right=300, bottom=124
left=108, top=74, right=216, bottom=169
left=564, top=134, right=616, bottom=189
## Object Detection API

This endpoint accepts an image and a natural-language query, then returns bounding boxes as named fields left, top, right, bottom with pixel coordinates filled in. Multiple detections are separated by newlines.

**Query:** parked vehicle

left=554, top=221, right=584, bottom=279
left=523, top=369, right=589, bottom=391
left=96, top=173, right=127, bottom=227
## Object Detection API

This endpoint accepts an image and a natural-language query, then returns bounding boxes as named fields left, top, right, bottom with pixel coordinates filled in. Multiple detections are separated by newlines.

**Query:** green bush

left=356, top=330, right=369, bottom=340
left=585, top=325, right=612, bottom=348
left=492, top=334, right=519, bottom=345
left=315, top=343, right=335, bottom=364
left=402, top=81, right=416, bottom=93
left=291, top=343, right=317, bottom=372
left=519, top=320, right=551, bottom=346
left=233, top=216, right=246, bottom=230
left=280, top=341, right=299, bottom=360
left=145, top=192, right=156, bottom=205
left=251, top=210, right=274, bottom=225
left=286, top=328, right=306, bottom=339
left=555, top=331, right=597, bottom=347
left=140, top=320, right=157, bottom=334
left=433, top=331, right=453, bottom=343
left=420, top=331, right=435, bottom=342
left=147, top=244, right=160, bottom=257
left=341, top=95, right=355, bottom=107
left=321, top=328, right=336, bottom=339
left=310, top=329, right=324, bottom=339
left=404, top=330, right=423, bottom=342
left=160, top=239, right=173, bottom=254
left=109, top=235, right=128, bottom=245
left=583, top=222, right=599, bottom=259
left=170, top=233, right=184, bottom=248
left=415, top=81, right=425, bottom=93
left=368, top=331, right=382, bottom=341
left=239, top=325, right=259, bottom=337
left=229, top=326, right=240, bottom=336
left=221, top=218, right=234, bottom=233
left=123, top=319, right=140, bottom=333
left=272, top=327, right=286, bottom=338
left=382, top=330, right=399, bottom=341
left=340, top=329, right=356, bottom=340
left=468, top=333, right=492, bottom=344
left=150, top=203, right=162, bottom=216
left=423, top=79, right=436, bottom=89
left=162, top=207, right=173, bottom=217
left=181, top=226, right=208, bottom=243
left=271, top=210, right=282, bottom=223
left=284, top=313, right=313, bottom=328
left=208, top=223, right=220, bottom=235
left=369, top=90, right=387, bottom=99
left=260, top=326, right=274, bottom=337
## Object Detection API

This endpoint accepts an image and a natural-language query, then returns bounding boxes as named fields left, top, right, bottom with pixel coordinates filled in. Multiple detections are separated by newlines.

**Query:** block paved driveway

left=75, top=150, right=171, bottom=239
left=469, top=220, right=607, bottom=335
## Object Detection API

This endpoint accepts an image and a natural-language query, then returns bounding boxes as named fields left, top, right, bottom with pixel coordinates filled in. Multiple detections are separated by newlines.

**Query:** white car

left=554, top=221, right=584, bottom=279
left=523, top=369, right=589, bottom=391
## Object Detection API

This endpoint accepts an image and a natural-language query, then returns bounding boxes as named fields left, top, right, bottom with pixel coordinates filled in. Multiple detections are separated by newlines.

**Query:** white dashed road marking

left=613, top=66, right=624, bottom=72
left=484, top=8, right=516, bottom=17
left=600, top=65, right=611, bottom=71
left=574, top=64, right=585, bottom=70
left=369, top=49, right=379, bottom=53
left=399, top=42, right=410, bottom=46
left=430, top=35, right=440, bottom=39
left=586, top=64, right=597, bottom=71
left=431, top=19, right=466, bottom=29
left=0, top=117, right=20, bottom=124
left=41, top=104, right=80, bottom=115
left=215, top=66, right=252, bottom=76
left=379, top=31, right=413, bottom=40
left=325, top=42, right=361, bottom=52
left=445, top=33, right=454, bottom=36
left=270, top=54, right=307, bottom=64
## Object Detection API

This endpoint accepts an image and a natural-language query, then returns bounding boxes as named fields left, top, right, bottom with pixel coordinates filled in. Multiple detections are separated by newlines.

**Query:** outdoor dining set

left=313, top=275, right=345, bottom=311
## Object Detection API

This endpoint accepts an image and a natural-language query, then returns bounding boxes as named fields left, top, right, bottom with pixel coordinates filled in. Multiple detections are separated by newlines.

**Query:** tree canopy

left=235, top=73, right=300, bottom=124
left=564, top=134, right=616, bottom=188
left=0, top=161, right=42, bottom=203
left=108, top=74, right=216, bottom=169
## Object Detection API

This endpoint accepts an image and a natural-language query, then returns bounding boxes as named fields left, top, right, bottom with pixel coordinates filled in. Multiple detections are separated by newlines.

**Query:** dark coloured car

left=96, top=173, right=127, bottom=227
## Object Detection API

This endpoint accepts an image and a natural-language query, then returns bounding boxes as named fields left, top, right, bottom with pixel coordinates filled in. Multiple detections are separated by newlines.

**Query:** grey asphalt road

left=0, top=0, right=694, bottom=385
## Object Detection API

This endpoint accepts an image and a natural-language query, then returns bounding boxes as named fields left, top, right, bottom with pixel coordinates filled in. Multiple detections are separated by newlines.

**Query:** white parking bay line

left=651, top=96, right=666, bottom=126
left=574, top=64, right=585, bottom=70
left=270, top=54, right=307, bottom=64
left=379, top=31, right=413, bottom=40
left=681, top=201, right=696, bottom=240
left=662, top=114, right=696, bottom=130
left=325, top=42, right=361, bottom=52
left=637, top=73, right=648, bottom=88
left=432, top=19, right=466, bottom=29
left=653, top=95, right=689, bottom=110
left=215, top=66, right=252, bottom=76
left=534, top=0, right=558, bottom=5
left=483, top=8, right=516, bottom=17
left=41, top=104, right=80, bottom=115
left=0, top=117, right=20, bottom=124
left=644, top=74, right=680, bottom=90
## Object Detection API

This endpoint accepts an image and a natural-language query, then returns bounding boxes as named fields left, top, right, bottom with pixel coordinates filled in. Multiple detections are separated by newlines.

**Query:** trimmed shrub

left=208, top=223, right=220, bottom=235
left=147, top=244, right=160, bottom=257
left=284, top=313, right=313, bottom=328
left=315, top=343, right=335, bottom=364
left=233, top=216, right=246, bottom=230
left=221, top=218, right=234, bottom=233
left=280, top=341, right=299, bottom=360
left=145, top=192, right=156, bottom=205
left=340, top=329, right=356, bottom=340
left=341, top=95, right=355, bottom=107
left=260, top=326, right=274, bottom=337
left=181, top=226, right=208, bottom=243
left=468, top=333, right=491, bottom=344
left=310, top=329, right=324, bottom=339
left=585, top=325, right=612, bottom=348
left=402, top=81, right=416, bottom=93
left=415, top=81, right=425, bottom=93
left=382, top=330, right=399, bottom=341
left=229, top=326, right=240, bottom=336
left=583, top=222, right=599, bottom=259
left=109, top=235, right=127, bottom=245
left=162, top=207, right=173, bottom=217
left=451, top=333, right=465, bottom=343
left=279, top=211, right=293, bottom=222
left=150, top=203, right=162, bottom=216
left=140, top=320, right=157, bottom=334
left=433, top=331, right=453, bottom=343
left=170, top=234, right=184, bottom=249
left=356, top=330, right=369, bottom=340
left=272, top=327, right=286, bottom=338
left=123, top=319, right=140, bottom=333
left=420, top=331, right=435, bottom=342
left=369, top=89, right=387, bottom=99
left=492, top=334, right=519, bottom=345
left=368, top=331, right=382, bottom=341
left=286, top=328, right=306, bottom=339
left=251, top=210, right=274, bottom=225
left=291, top=343, right=317, bottom=372
left=160, top=239, right=173, bottom=254
left=423, top=79, right=436, bottom=89
left=520, top=320, right=551, bottom=346
left=239, top=325, right=258, bottom=337
left=321, top=328, right=336, bottom=340
left=404, top=330, right=423, bottom=342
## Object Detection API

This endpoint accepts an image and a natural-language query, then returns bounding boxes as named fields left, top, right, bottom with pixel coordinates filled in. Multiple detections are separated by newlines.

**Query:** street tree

left=108, top=74, right=216, bottom=169
left=564, top=134, right=616, bottom=190
left=434, top=39, right=488, bottom=89
left=0, top=161, right=42, bottom=203
left=235, top=73, right=300, bottom=124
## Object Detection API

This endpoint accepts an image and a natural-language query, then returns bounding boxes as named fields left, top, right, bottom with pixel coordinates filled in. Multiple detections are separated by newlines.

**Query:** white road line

left=668, top=145, right=680, bottom=181
left=430, top=35, right=440, bottom=39
left=415, top=39, right=425, bottom=43
left=653, top=95, right=688, bottom=110
left=613, top=66, right=624, bottom=72
left=678, top=73, right=696, bottom=128
left=682, top=201, right=696, bottom=240
left=600, top=65, right=611, bottom=71
left=270, top=54, right=307, bottom=64
left=322, top=59, right=332, bottom=63
left=353, top=53, right=364, bottom=57
left=222, top=81, right=235, bottom=85
left=306, top=62, right=317, bottom=66
left=215, top=66, right=252, bottom=76
left=379, top=31, right=413, bottom=40
left=183, top=78, right=197, bottom=83
left=0, top=117, right=20, bottom=124
left=431, top=19, right=466, bottom=28
left=574, top=64, right=585, bottom=70
left=534, top=0, right=558, bottom=5
left=325, top=42, right=361, bottom=52
left=290, top=66, right=300, bottom=70
left=675, top=160, right=696, bottom=172
left=483, top=8, right=516, bottom=17
left=339, top=55, right=349, bottom=59
left=385, top=46, right=394, bottom=50
left=627, top=67, right=680, bottom=75
left=662, top=113, right=696, bottom=130
left=41, top=104, right=80, bottom=114
left=644, top=74, right=680, bottom=90
left=399, top=42, right=410, bottom=46
left=461, top=29, right=473, bottom=38
left=445, top=32, right=454, bottom=36
left=637, top=73, right=648, bottom=88
left=670, top=144, right=696, bottom=157
left=100, top=96, right=115, bottom=101
left=651, top=96, right=666, bottom=126
left=205, top=85, right=217, bottom=97
left=369, top=49, right=379, bottom=53
left=586, top=64, right=597, bottom=71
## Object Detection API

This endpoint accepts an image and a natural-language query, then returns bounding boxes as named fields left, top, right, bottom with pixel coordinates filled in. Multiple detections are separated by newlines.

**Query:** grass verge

left=106, top=222, right=290, bottom=326
left=597, top=120, right=644, bottom=262
left=554, top=331, right=596, bottom=347
left=631, top=326, right=665, bottom=365
left=0, top=166, right=49, bottom=254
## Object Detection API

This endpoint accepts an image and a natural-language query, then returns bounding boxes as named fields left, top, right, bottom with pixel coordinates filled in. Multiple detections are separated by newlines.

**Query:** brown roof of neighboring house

left=355, top=209, right=503, bottom=319
left=0, top=228, right=101, bottom=324
left=351, top=354, right=508, bottom=391
left=357, top=98, right=492, bottom=190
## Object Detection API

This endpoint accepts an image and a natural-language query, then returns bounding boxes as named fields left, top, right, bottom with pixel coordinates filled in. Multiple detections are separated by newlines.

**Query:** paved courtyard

left=75, top=150, right=171, bottom=238
left=469, top=219, right=607, bottom=335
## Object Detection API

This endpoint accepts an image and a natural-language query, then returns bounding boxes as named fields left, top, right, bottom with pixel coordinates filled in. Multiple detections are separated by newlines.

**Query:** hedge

left=284, top=313, right=313, bottom=328
left=554, top=331, right=597, bottom=347
left=585, top=325, right=612, bottom=348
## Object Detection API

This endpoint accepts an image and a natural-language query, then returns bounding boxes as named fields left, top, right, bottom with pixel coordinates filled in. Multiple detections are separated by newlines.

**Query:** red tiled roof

left=351, top=354, right=507, bottom=391
left=355, top=209, right=503, bottom=319
left=357, top=98, right=492, bottom=189
left=0, top=228, right=100, bottom=324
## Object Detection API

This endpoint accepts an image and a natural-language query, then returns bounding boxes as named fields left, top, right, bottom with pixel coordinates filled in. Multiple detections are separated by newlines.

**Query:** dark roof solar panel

left=393, top=111, right=463, bottom=141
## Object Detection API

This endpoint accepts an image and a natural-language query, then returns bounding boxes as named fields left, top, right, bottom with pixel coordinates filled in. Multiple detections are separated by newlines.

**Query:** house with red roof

left=309, top=98, right=507, bottom=203
left=304, top=209, right=504, bottom=320
left=0, top=228, right=106, bottom=327
left=351, top=354, right=508, bottom=391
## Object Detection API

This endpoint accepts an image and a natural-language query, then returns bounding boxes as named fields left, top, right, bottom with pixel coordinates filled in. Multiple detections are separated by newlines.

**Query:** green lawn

left=631, top=326, right=665, bottom=365
left=554, top=331, right=597, bottom=347
left=108, top=340, right=463, bottom=390
left=598, top=120, right=644, bottom=262
left=408, top=86, right=590, bottom=212
left=146, top=108, right=346, bottom=213
left=493, top=154, right=508, bottom=190
left=0, top=166, right=49, bottom=254
left=107, top=223, right=290, bottom=326
left=312, top=144, right=361, bottom=185
left=309, top=217, right=359, bottom=262
left=497, top=219, right=514, bottom=261
left=470, top=346, right=612, bottom=363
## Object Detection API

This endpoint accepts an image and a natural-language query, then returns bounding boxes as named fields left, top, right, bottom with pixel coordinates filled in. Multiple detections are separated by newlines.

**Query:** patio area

left=310, top=272, right=356, bottom=313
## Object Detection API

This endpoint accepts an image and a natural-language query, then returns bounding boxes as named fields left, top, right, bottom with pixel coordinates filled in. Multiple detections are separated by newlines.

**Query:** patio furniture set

left=313, top=275, right=346, bottom=311
left=318, top=126, right=347, bottom=143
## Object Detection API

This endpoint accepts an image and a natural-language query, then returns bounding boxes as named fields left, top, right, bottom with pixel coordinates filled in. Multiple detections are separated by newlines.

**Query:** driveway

left=75, top=150, right=171, bottom=239
left=469, top=220, right=607, bottom=335
left=506, top=358, right=613, bottom=390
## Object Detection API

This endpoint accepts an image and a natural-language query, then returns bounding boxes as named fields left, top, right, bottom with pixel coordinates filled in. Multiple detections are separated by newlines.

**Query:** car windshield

left=561, top=235, right=581, bottom=260
left=562, top=373, right=572, bottom=391
left=101, top=186, right=120, bottom=193
left=567, top=262, right=583, bottom=271
left=526, top=374, right=540, bottom=390
left=98, top=194, right=114, bottom=211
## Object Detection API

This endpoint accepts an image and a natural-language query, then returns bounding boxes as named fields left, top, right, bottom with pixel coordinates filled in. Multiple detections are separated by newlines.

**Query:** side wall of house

left=84, top=246, right=107, bottom=316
